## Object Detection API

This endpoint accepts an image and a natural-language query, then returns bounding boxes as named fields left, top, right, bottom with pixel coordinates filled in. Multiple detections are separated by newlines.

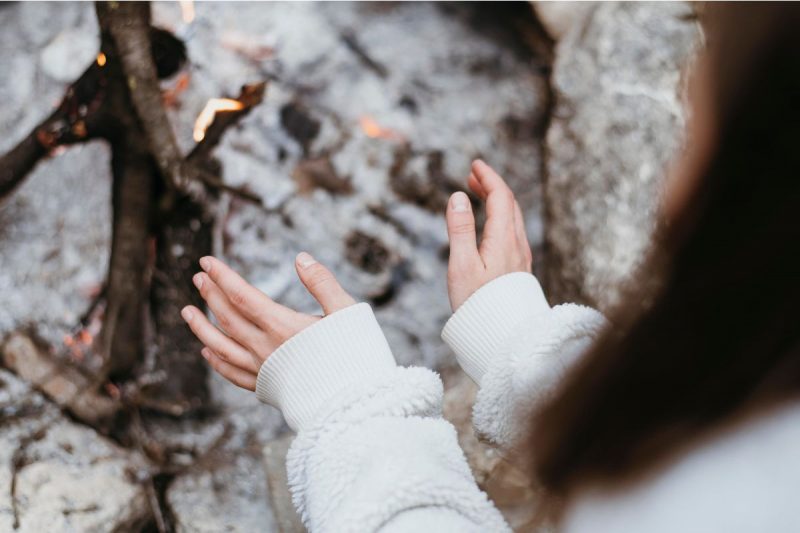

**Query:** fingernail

left=200, top=347, right=210, bottom=359
left=181, top=307, right=194, bottom=321
left=451, top=192, right=470, bottom=212
left=199, top=257, right=212, bottom=272
left=193, top=273, right=204, bottom=290
left=297, top=252, right=317, bottom=268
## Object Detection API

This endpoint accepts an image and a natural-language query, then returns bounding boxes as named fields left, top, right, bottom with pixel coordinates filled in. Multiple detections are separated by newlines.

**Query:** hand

left=181, top=252, right=356, bottom=391
left=445, top=160, right=533, bottom=311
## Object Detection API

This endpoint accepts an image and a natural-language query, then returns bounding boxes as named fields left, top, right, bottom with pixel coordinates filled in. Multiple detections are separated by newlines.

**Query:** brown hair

left=532, top=3, right=800, bottom=495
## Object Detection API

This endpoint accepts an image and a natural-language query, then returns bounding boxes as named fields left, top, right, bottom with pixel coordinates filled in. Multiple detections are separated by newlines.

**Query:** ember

left=193, top=98, right=244, bottom=142
left=359, top=115, right=405, bottom=142
left=78, top=329, right=93, bottom=345
left=96, top=52, right=107, bottom=67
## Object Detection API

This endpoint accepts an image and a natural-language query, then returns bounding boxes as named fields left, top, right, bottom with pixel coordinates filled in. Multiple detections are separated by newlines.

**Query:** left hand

left=181, top=252, right=356, bottom=391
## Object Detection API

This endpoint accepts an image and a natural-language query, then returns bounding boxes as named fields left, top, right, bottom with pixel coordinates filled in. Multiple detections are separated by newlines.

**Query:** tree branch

left=0, top=63, right=108, bottom=201
left=97, top=2, right=203, bottom=200
left=186, top=82, right=267, bottom=205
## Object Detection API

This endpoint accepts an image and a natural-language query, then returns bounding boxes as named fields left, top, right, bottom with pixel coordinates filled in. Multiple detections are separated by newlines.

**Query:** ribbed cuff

left=442, top=272, right=550, bottom=385
left=255, top=303, right=397, bottom=431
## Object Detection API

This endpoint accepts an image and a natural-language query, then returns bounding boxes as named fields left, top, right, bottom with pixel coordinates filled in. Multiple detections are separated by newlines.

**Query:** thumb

left=295, top=252, right=356, bottom=315
left=446, top=192, right=481, bottom=270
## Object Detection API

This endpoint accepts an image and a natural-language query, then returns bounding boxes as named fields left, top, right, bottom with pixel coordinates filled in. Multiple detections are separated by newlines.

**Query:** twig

left=10, top=428, right=46, bottom=529
left=341, top=30, right=389, bottom=79
left=77, top=284, right=107, bottom=329
left=194, top=168, right=262, bottom=205
left=186, top=82, right=268, bottom=205
left=0, top=130, right=46, bottom=200
left=131, top=408, right=170, bottom=533
left=0, top=62, right=107, bottom=202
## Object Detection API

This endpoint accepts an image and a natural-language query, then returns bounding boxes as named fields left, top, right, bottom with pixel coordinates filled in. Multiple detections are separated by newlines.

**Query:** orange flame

left=179, top=0, right=195, bottom=23
left=193, top=98, right=244, bottom=142
left=359, top=115, right=404, bottom=142
left=96, top=53, right=107, bottom=67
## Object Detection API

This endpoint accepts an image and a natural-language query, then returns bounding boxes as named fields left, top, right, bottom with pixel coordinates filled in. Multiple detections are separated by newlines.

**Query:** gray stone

left=168, top=452, right=277, bottom=533
left=0, top=370, right=151, bottom=533
left=543, top=1, right=701, bottom=311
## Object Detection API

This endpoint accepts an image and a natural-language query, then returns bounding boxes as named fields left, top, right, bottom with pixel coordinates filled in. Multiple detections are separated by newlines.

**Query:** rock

left=0, top=370, right=151, bottom=533
left=168, top=452, right=277, bottom=533
left=543, top=1, right=700, bottom=311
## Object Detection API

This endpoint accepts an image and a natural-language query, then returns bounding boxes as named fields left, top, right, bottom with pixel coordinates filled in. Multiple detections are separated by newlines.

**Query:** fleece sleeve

left=442, top=273, right=608, bottom=452
left=255, top=303, right=510, bottom=533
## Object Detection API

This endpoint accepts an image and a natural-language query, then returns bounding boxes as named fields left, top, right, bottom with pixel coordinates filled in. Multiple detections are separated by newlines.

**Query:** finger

left=201, top=347, right=257, bottom=391
left=467, top=172, right=487, bottom=200
left=199, top=256, right=292, bottom=329
left=193, top=273, right=272, bottom=357
left=181, top=306, right=261, bottom=374
left=446, top=192, right=481, bottom=270
left=295, top=253, right=356, bottom=315
left=514, top=201, right=533, bottom=272
left=471, top=160, right=515, bottom=248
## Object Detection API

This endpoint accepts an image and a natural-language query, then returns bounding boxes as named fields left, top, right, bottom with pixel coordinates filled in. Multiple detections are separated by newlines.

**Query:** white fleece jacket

left=254, top=272, right=800, bottom=532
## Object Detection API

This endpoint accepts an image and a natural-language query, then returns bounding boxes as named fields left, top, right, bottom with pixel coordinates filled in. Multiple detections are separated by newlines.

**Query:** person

left=180, top=4, right=800, bottom=532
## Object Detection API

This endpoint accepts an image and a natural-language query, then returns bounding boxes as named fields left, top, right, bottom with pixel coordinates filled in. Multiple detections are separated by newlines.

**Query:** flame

left=96, top=53, right=107, bottom=67
left=359, top=115, right=404, bottom=142
left=193, top=98, right=244, bottom=142
left=179, top=0, right=195, bottom=23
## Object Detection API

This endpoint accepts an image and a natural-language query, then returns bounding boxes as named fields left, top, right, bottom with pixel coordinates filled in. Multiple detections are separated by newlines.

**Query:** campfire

left=0, top=2, right=266, bottom=423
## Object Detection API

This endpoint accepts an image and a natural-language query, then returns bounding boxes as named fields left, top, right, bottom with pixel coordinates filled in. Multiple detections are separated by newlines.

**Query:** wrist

left=255, top=303, right=397, bottom=431
left=442, top=272, right=549, bottom=384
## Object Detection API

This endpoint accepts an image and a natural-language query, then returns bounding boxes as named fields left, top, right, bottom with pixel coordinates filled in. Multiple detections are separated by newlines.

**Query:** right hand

left=445, top=160, right=533, bottom=311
